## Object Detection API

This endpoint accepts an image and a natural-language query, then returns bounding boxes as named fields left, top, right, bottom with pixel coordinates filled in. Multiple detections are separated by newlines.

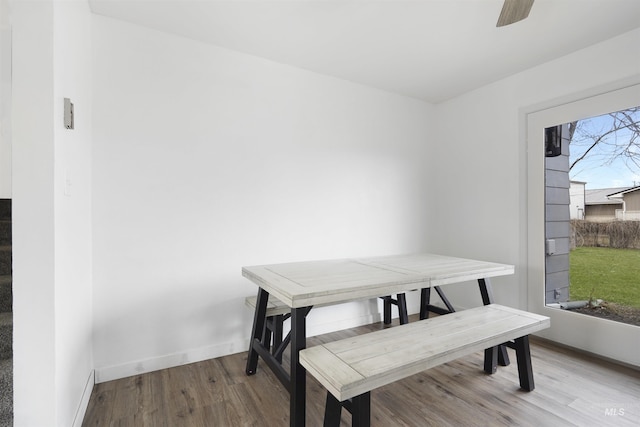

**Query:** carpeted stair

left=0, top=199, right=12, bottom=426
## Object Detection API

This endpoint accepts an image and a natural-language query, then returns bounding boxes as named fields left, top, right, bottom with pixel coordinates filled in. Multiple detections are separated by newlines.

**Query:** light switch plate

left=64, top=98, right=74, bottom=129
left=546, top=239, right=556, bottom=255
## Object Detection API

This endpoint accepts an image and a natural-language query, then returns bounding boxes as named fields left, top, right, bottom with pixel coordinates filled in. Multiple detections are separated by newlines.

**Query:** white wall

left=12, top=0, right=94, bottom=425
left=429, top=29, right=640, bottom=339
left=0, top=0, right=11, bottom=198
left=91, top=16, right=434, bottom=381
left=53, top=1, right=94, bottom=425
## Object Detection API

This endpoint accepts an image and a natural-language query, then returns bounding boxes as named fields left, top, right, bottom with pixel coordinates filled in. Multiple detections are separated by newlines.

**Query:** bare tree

left=569, top=106, right=640, bottom=173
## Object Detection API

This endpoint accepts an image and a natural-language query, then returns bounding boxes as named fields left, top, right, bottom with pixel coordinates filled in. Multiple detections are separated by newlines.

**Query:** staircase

left=0, top=199, right=12, bottom=426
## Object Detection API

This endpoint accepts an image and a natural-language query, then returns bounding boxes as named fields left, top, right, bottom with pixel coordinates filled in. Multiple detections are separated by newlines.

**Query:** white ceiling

left=88, top=0, right=640, bottom=103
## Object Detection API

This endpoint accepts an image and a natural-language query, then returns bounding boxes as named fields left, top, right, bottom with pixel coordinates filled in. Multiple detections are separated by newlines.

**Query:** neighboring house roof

left=607, top=185, right=640, bottom=199
left=585, top=187, right=629, bottom=205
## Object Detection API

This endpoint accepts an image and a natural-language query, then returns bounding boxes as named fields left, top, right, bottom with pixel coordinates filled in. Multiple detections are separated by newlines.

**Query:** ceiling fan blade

left=496, top=0, right=535, bottom=27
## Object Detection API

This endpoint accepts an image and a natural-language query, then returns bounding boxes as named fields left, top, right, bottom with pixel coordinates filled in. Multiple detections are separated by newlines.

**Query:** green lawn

left=570, top=247, right=640, bottom=308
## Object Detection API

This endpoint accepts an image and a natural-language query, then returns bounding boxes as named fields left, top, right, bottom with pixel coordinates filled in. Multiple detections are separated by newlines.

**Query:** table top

left=242, top=253, right=514, bottom=308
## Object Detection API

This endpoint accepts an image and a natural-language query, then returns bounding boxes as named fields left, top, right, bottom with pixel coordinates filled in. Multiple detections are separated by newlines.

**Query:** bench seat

left=245, top=292, right=412, bottom=366
left=300, top=304, right=549, bottom=425
left=244, top=294, right=410, bottom=321
left=245, top=294, right=292, bottom=317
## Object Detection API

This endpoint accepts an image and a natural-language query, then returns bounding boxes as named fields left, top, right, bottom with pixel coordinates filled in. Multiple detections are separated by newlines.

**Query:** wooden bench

left=299, top=304, right=550, bottom=427
left=245, top=294, right=411, bottom=322
left=245, top=293, right=412, bottom=362
left=245, top=294, right=291, bottom=317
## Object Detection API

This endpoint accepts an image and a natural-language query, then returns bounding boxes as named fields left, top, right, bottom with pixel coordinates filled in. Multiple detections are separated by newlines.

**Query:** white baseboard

left=95, top=338, right=250, bottom=383
left=73, top=369, right=95, bottom=427
left=95, top=311, right=383, bottom=384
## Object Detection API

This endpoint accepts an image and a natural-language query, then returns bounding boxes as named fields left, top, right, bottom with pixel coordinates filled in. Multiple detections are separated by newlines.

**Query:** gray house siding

left=544, top=124, right=571, bottom=303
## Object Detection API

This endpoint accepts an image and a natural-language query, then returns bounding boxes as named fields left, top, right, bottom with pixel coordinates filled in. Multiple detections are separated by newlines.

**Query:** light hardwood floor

left=82, top=315, right=640, bottom=426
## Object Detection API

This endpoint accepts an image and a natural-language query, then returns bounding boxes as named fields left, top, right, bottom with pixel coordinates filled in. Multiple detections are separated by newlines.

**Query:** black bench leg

left=351, top=393, right=371, bottom=427
left=324, top=392, right=371, bottom=427
left=324, top=392, right=342, bottom=427
left=484, top=346, right=499, bottom=374
left=477, top=278, right=510, bottom=368
left=381, top=294, right=408, bottom=325
left=515, top=335, right=535, bottom=391
left=484, top=344, right=510, bottom=374
left=497, top=345, right=509, bottom=366
left=382, top=296, right=392, bottom=324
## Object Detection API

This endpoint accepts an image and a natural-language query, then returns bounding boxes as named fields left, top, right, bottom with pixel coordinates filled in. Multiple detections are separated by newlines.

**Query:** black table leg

left=478, top=278, right=510, bottom=369
left=477, top=278, right=495, bottom=305
left=246, top=287, right=269, bottom=375
left=420, top=287, right=455, bottom=319
left=434, top=286, right=456, bottom=313
left=397, top=293, right=409, bottom=325
left=290, top=307, right=307, bottom=427
left=272, top=314, right=284, bottom=363
left=420, top=288, right=430, bottom=319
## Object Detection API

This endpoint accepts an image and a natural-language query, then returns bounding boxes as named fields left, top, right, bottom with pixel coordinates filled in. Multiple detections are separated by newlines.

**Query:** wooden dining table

left=242, top=253, right=515, bottom=427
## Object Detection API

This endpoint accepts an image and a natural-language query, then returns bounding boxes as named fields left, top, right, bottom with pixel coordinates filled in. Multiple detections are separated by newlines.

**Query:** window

left=526, top=84, right=640, bottom=366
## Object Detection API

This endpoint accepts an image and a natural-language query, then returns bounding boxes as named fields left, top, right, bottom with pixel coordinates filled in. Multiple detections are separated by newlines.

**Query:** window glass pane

left=545, top=107, right=640, bottom=327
